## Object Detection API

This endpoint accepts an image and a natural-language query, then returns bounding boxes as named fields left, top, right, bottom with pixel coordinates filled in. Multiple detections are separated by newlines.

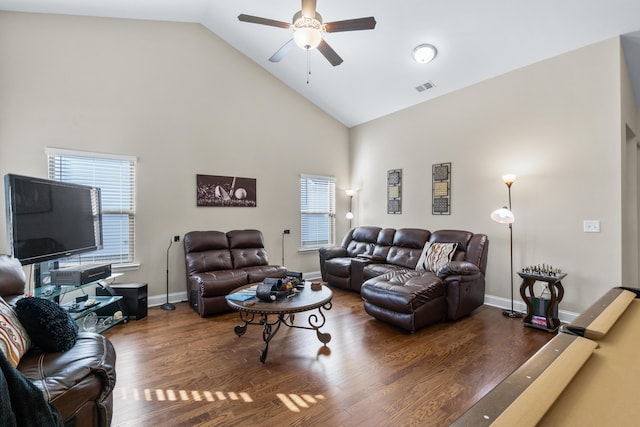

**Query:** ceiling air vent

left=415, top=81, right=435, bottom=93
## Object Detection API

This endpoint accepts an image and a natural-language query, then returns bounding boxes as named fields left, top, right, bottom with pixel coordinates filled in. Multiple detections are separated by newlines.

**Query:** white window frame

left=300, top=174, right=336, bottom=250
left=46, top=147, right=137, bottom=268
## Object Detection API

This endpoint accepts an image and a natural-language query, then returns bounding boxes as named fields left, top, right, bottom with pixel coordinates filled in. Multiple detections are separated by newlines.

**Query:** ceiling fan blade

left=317, top=39, right=343, bottom=66
left=301, top=0, right=317, bottom=18
left=269, top=39, right=295, bottom=63
left=324, top=17, right=377, bottom=32
left=238, top=14, right=291, bottom=29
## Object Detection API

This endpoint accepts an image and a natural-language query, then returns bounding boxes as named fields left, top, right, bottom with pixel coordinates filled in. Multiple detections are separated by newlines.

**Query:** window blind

left=46, top=148, right=137, bottom=265
left=300, top=174, right=335, bottom=249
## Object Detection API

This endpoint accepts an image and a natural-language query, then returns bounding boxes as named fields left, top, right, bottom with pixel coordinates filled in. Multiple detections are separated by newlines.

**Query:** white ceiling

left=2, top=0, right=640, bottom=127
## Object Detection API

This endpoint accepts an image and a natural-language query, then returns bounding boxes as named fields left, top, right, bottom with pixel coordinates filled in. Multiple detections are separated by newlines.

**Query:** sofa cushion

left=361, top=271, right=445, bottom=314
left=345, top=227, right=381, bottom=257
left=324, top=257, right=353, bottom=279
left=15, top=297, right=78, bottom=353
left=227, top=229, right=264, bottom=249
left=363, top=263, right=409, bottom=281
left=430, top=230, right=473, bottom=262
left=416, top=242, right=458, bottom=273
left=184, top=231, right=233, bottom=274
left=184, top=231, right=229, bottom=253
left=385, top=228, right=431, bottom=269
left=231, top=248, right=269, bottom=269
left=0, top=255, right=27, bottom=297
left=0, top=297, right=31, bottom=367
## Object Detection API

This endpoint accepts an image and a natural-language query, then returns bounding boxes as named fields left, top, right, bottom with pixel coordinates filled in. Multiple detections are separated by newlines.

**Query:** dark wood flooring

left=104, top=288, right=554, bottom=427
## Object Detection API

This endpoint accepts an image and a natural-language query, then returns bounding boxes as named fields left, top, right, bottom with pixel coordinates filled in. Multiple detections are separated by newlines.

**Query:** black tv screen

left=4, top=174, right=103, bottom=265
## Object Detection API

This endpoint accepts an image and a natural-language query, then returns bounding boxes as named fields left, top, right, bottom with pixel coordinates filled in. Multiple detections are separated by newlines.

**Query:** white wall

left=0, top=12, right=350, bottom=300
left=350, top=37, right=632, bottom=314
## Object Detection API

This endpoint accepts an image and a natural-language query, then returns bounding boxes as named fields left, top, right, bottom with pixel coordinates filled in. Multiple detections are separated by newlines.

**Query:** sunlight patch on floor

left=118, top=388, right=253, bottom=403
left=117, top=388, right=325, bottom=412
left=276, top=393, right=326, bottom=412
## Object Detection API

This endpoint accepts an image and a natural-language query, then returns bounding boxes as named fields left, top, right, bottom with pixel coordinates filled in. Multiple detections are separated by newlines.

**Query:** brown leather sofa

left=0, top=255, right=116, bottom=427
left=184, top=229, right=287, bottom=316
left=319, top=227, right=489, bottom=332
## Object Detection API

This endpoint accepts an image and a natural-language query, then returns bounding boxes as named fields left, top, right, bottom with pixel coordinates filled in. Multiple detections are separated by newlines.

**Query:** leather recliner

left=0, top=255, right=117, bottom=427
left=184, top=229, right=287, bottom=316
left=319, top=227, right=489, bottom=332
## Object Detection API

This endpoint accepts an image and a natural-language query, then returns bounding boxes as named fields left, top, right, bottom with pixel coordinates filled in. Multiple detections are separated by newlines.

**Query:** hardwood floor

left=104, top=288, right=554, bottom=427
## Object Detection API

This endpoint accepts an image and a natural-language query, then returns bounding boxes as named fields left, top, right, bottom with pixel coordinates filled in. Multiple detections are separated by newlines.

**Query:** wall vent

left=415, top=81, right=435, bottom=93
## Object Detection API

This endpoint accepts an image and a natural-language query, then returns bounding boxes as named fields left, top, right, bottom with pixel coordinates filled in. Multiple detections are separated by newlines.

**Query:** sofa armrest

left=19, top=332, right=116, bottom=426
left=436, top=261, right=480, bottom=278
left=319, top=246, right=347, bottom=260
left=439, top=262, right=485, bottom=320
left=350, top=257, right=373, bottom=292
left=319, top=246, right=348, bottom=281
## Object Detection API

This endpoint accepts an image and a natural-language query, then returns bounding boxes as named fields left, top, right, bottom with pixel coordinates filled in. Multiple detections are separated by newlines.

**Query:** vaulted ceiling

left=2, top=0, right=640, bottom=127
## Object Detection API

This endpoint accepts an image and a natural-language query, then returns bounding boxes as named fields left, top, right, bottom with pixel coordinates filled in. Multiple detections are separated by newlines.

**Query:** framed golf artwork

left=196, top=174, right=257, bottom=207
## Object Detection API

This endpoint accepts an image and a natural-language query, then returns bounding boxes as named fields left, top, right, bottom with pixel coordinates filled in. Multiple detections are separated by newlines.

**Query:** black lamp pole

left=502, top=180, right=522, bottom=318
left=161, top=238, right=176, bottom=311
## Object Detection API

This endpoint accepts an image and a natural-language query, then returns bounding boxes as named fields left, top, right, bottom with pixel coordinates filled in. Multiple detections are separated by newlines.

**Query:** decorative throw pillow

left=416, top=242, right=458, bottom=273
left=14, top=297, right=78, bottom=353
left=0, top=297, right=31, bottom=367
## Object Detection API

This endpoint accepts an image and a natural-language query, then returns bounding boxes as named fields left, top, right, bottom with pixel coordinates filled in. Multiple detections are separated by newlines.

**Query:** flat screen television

left=4, top=174, right=103, bottom=265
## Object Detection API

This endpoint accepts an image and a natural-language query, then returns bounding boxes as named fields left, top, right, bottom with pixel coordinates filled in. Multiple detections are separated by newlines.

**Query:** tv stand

left=35, top=276, right=127, bottom=334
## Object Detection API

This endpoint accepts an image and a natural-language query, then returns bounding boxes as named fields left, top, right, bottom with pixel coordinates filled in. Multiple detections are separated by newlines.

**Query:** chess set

left=521, top=264, right=563, bottom=277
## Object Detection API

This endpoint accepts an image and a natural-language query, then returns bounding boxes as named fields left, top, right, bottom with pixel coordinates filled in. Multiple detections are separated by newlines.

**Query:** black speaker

left=96, top=283, right=148, bottom=320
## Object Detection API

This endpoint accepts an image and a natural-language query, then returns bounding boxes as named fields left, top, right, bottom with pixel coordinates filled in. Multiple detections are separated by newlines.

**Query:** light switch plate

left=583, top=220, right=600, bottom=233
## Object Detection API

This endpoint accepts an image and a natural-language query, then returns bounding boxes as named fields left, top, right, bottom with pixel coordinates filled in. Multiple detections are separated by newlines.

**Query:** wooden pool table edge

left=451, top=286, right=640, bottom=427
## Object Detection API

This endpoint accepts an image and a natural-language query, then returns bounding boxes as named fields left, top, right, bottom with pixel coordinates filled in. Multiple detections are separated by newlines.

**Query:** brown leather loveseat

left=0, top=255, right=116, bottom=427
left=319, top=227, right=489, bottom=332
left=184, top=229, right=287, bottom=316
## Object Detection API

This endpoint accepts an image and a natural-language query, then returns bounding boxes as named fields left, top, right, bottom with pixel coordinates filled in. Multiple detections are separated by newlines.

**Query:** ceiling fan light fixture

left=294, top=27, right=322, bottom=50
left=413, top=44, right=437, bottom=64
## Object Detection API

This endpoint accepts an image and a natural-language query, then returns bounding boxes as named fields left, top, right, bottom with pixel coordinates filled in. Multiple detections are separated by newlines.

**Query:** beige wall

left=0, top=12, right=350, bottom=300
left=1, top=12, right=638, bottom=314
left=350, top=37, right=632, bottom=314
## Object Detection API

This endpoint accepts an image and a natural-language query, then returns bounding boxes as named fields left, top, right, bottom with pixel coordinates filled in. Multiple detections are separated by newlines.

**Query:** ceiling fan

left=238, top=0, right=376, bottom=66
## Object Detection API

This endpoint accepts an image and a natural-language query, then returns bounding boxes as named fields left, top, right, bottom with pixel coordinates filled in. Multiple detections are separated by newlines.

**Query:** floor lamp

left=345, top=189, right=356, bottom=228
left=491, top=174, right=522, bottom=318
left=161, top=236, right=178, bottom=311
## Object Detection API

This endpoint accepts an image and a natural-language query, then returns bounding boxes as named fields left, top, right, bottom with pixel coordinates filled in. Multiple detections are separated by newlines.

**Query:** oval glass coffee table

left=226, top=283, right=333, bottom=363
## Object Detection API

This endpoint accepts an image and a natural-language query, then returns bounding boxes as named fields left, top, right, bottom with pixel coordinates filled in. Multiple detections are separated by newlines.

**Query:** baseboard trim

left=149, top=291, right=188, bottom=308
left=483, top=294, right=579, bottom=323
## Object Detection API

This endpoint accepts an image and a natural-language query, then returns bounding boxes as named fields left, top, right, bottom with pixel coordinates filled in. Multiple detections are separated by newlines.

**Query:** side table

left=518, top=272, right=567, bottom=332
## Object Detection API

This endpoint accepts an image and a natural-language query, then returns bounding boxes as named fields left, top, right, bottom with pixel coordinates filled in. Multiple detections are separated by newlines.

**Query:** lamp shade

left=294, top=28, right=322, bottom=50
left=502, top=174, right=516, bottom=186
left=345, top=211, right=354, bottom=220
left=490, top=207, right=514, bottom=224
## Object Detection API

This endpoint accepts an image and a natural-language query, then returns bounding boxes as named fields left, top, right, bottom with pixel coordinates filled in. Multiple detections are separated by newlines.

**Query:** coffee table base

left=233, top=303, right=332, bottom=363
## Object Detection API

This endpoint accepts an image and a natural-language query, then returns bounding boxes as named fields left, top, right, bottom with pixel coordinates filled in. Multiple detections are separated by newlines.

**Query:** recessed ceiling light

left=412, top=44, right=437, bottom=64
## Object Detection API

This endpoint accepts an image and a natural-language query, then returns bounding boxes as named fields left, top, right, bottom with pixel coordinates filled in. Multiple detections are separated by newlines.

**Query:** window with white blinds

left=46, top=148, right=137, bottom=266
left=300, top=174, right=335, bottom=250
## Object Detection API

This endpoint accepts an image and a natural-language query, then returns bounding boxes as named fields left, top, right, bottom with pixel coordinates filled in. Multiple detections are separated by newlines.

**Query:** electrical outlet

left=283, top=229, right=290, bottom=234
left=173, top=235, right=180, bottom=242
left=583, top=220, right=600, bottom=233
